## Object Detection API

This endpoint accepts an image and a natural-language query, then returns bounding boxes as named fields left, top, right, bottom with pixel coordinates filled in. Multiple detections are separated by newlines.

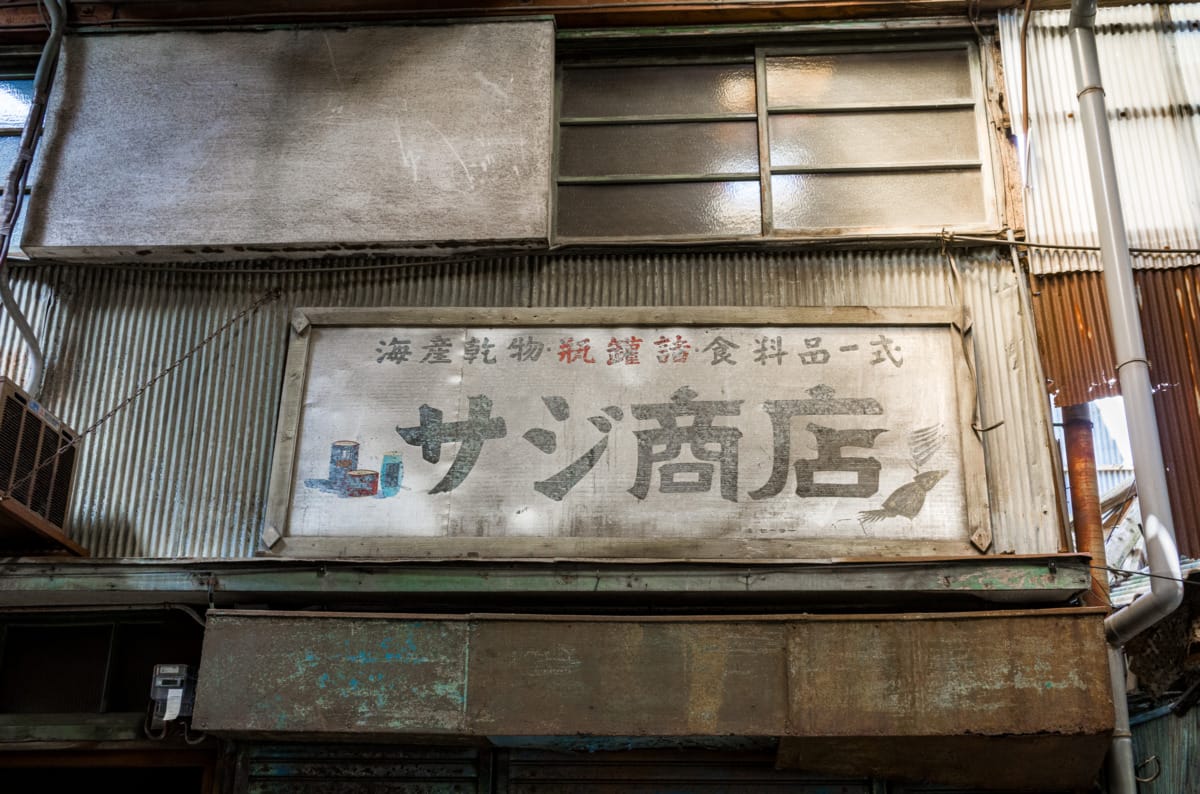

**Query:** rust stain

left=786, top=611, right=1112, bottom=737
left=1031, top=267, right=1200, bottom=556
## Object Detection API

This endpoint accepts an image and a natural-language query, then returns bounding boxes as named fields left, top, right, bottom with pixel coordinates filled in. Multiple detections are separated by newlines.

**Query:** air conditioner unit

left=0, top=377, right=86, bottom=555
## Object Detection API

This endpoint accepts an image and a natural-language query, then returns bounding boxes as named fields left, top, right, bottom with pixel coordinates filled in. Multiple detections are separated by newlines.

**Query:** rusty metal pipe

left=1062, top=403, right=1108, bottom=605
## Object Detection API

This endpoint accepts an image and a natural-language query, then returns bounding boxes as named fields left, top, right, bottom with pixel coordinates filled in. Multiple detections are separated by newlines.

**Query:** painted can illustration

left=346, top=469, right=379, bottom=497
left=329, top=441, right=359, bottom=491
left=380, top=453, right=404, bottom=497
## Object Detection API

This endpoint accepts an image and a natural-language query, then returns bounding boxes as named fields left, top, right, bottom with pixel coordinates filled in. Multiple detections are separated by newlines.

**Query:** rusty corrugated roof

left=1031, top=266, right=1200, bottom=557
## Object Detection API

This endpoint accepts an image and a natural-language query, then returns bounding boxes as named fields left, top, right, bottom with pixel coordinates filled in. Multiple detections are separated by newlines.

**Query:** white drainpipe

left=1065, top=2, right=1185, bottom=791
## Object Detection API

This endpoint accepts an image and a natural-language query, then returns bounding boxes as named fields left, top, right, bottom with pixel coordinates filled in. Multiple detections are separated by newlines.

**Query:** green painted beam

left=0, top=713, right=145, bottom=743
left=0, top=555, right=1091, bottom=608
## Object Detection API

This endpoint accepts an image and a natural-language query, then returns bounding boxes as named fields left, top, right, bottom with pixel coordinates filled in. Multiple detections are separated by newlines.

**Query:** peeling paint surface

left=195, top=609, right=1110, bottom=746
left=786, top=613, right=1112, bottom=737
left=468, top=619, right=787, bottom=737
left=195, top=613, right=468, bottom=734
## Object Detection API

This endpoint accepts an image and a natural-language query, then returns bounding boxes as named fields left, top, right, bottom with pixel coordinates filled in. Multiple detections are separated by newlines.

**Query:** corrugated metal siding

left=1132, top=710, right=1200, bottom=794
left=1031, top=270, right=1120, bottom=403
left=1031, top=267, right=1200, bottom=557
left=0, top=249, right=1060, bottom=558
left=962, top=254, right=1065, bottom=554
left=999, top=4, right=1200, bottom=273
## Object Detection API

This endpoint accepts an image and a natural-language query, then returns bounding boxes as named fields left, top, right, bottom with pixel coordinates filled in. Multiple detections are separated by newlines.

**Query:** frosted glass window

left=561, top=64, right=756, bottom=118
left=560, top=122, right=759, bottom=178
left=772, top=172, right=987, bottom=231
left=765, top=49, right=972, bottom=108
left=558, top=182, right=762, bottom=239
left=769, top=109, right=980, bottom=169
left=556, top=44, right=993, bottom=240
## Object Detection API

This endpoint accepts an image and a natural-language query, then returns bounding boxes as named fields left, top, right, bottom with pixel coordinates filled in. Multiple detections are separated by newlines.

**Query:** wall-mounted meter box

left=149, top=663, right=196, bottom=729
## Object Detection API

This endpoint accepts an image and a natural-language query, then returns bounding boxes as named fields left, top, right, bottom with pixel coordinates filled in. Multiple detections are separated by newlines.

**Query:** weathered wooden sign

left=265, top=308, right=989, bottom=559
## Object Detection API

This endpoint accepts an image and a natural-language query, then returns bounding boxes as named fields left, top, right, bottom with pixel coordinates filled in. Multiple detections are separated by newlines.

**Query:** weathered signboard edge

left=293, top=305, right=963, bottom=328
left=261, top=306, right=989, bottom=560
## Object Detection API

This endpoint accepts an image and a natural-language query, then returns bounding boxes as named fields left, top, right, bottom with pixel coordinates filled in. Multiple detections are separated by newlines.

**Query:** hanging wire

left=1093, top=564, right=1200, bottom=587
left=10, top=233, right=1199, bottom=279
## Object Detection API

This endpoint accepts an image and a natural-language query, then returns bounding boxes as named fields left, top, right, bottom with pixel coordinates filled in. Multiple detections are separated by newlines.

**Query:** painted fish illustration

left=859, top=469, right=946, bottom=524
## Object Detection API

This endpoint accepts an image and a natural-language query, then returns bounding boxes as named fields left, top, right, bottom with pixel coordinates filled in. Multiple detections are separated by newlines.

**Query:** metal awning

left=193, top=606, right=1114, bottom=790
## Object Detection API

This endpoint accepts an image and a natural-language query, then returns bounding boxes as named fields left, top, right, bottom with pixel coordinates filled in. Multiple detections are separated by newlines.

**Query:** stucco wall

left=22, top=22, right=555, bottom=261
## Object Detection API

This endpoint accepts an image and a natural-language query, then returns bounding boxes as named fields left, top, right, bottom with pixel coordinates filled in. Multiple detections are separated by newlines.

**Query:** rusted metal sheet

left=1030, top=270, right=1118, bottom=403
left=1030, top=267, right=1200, bottom=557
left=786, top=611, right=1112, bottom=737
left=468, top=619, right=787, bottom=736
left=999, top=5, right=1200, bottom=274
left=0, top=249, right=1060, bottom=559
left=780, top=610, right=1113, bottom=788
left=193, top=612, right=468, bottom=735
left=1063, top=404, right=1108, bottom=604
left=195, top=608, right=1112, bottom=787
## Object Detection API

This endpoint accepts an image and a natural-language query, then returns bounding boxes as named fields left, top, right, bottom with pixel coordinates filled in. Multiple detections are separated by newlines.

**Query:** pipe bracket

left=1115, top=357, right=1150, bottom=373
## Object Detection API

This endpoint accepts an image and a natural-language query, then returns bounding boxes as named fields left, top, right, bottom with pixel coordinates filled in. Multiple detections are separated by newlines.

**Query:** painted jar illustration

left=380, top=453, right=404, bottom=497
left=346, top=469, right=379, bottom=497
left=329, top=441, right=359, bottom=492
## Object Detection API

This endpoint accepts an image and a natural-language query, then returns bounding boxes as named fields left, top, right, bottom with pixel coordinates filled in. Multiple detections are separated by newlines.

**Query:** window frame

left=0, top=51, right=41, bottom=259
left=553, top=38, right=1002, bottom=243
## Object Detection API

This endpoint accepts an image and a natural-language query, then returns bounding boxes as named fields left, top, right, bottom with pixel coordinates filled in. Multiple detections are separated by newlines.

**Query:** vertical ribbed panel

left=1138, top=266, right=1200, bottom=558
left=1132, top=703, right=1200, bottom=794
left=1, top=250, right=1059, bottom=558
left=1029, top=270, right=1120, bottom=403
left=999, top=5, right=1200, bottom=273
left=960, top=256, right=1064, bottom=554
left=1031, top=266, right=1200, bottom=557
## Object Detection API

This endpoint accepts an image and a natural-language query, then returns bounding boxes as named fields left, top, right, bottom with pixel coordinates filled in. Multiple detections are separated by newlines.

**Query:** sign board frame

left=262, top=306, right=990, bottom=560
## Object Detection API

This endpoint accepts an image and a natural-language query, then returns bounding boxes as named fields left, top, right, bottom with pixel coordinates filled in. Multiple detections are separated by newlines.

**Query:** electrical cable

left=1093, top=564, right=1200, bottom=587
